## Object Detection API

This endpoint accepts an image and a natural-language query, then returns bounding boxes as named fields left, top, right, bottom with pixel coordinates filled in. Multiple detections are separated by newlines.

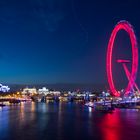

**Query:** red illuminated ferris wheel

left=106, top=20, right=138, bottom=97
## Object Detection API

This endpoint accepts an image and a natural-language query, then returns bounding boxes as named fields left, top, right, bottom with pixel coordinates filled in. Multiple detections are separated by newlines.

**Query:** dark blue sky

left=0, top=0, right=140, bottom=88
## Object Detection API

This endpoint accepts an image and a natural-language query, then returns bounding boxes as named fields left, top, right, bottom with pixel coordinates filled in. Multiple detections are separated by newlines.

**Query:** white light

left=88, top=107, right=92, bottom=112
left=0, top=84, right=10, bottom=92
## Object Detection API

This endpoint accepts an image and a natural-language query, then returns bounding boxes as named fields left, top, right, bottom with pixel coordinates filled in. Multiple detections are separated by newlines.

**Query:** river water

left=0, top=102, right=140, bottom=140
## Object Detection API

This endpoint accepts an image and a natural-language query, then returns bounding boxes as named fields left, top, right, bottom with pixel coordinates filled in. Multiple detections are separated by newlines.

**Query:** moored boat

left=85, top=101, right=115, bottom=113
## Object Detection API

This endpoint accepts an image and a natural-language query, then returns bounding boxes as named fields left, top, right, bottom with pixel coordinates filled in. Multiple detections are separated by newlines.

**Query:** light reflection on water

left=99, top=109, right=140, bottom=140
left=0, top=102, right=140, bottom=140
left=99, top=109, right=121, bottom=140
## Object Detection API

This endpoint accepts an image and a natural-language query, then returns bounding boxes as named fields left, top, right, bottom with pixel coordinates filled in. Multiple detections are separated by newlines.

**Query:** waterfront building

left=22, top=87, right=37, bottom=95
left=38, top=87, right=61, bottom=96
left=49, top=91, right=61, bottom=96
left=0, top=84, right=10, bottom=92
left=38, top=87, right=49, bottom=95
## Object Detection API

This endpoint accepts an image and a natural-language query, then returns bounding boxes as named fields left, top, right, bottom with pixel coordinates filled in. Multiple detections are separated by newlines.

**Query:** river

left=0, top=102, right=140, bottom=140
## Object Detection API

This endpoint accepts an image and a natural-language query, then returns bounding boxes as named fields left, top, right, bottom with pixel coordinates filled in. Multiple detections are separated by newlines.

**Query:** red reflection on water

left=99, top=109, right=121, bottom=140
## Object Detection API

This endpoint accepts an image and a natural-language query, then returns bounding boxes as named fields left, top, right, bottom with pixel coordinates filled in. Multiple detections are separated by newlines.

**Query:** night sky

left=0, top=0, right=140, bottom=90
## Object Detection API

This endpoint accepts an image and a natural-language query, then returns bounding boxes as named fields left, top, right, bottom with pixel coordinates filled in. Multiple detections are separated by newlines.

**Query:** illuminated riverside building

left=0, top=84, right=10, bottom=92
left=21, top=86, right=61, bottom=96
left=49, top=91, right=61, bottom=96
left=22, top=87, right=37, bottom=95
left=38, top=87, right=49, bottom=95
left=38, top=87, right=61, bottom=95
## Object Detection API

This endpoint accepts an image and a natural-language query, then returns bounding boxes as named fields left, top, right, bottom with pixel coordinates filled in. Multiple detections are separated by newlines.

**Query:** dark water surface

left=0, top=102, right=140, bottom=140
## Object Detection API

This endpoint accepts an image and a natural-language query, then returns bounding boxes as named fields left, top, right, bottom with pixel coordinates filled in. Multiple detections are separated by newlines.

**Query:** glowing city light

left=0, top=84, right=10, bottom=92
